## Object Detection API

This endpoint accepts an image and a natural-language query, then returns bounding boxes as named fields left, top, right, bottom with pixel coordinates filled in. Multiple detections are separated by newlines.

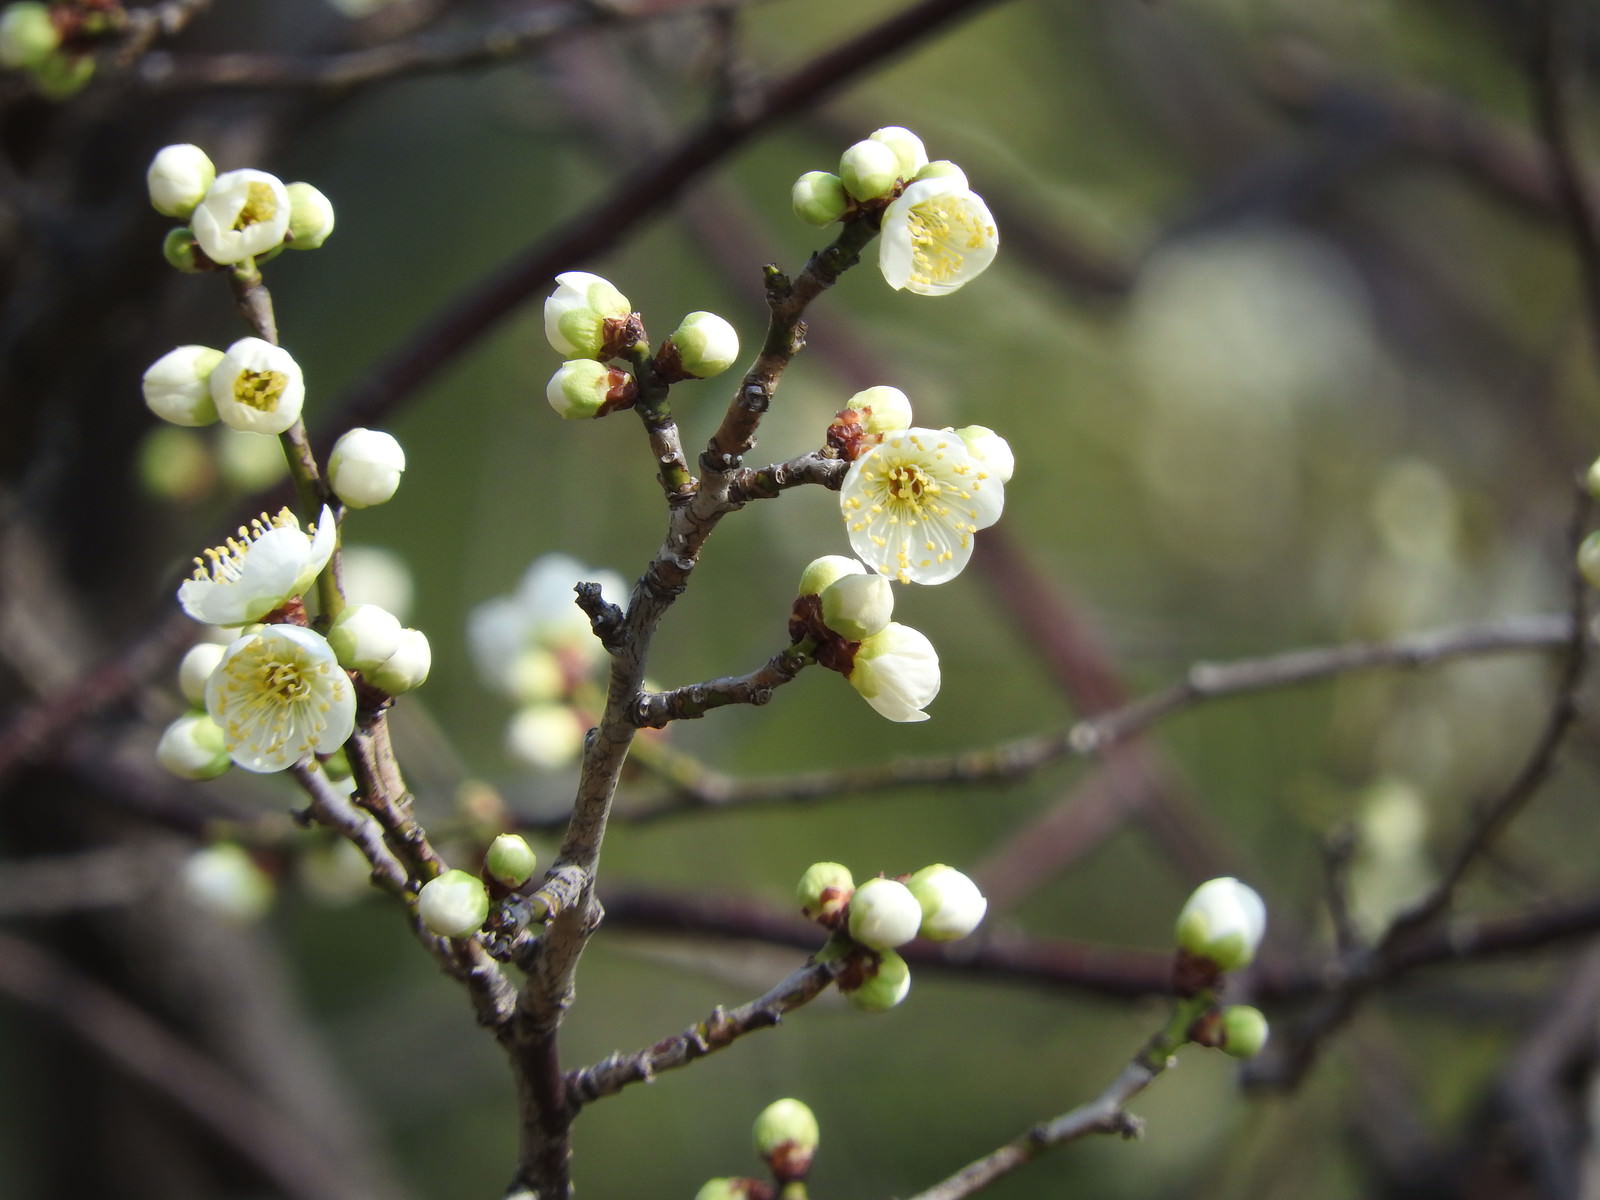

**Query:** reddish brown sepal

left=764, top=1140, right=816, bottom=1185
left=826, top=407, right=872, bottom=460
left=594, top=368, right=638, bottom=417
left=1172, top=947, right=1224, bottom=999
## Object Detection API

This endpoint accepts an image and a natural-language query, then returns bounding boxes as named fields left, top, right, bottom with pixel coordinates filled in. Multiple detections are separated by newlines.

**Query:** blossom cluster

left=0, top=2, right=92, bottom=97
left=797, top=861, right=987, bottom=1011
left=792, top=126, right=999, bottom=297
left=147, top=143, right=334, bottom=269
left=467, top=554, right=627, bottom=770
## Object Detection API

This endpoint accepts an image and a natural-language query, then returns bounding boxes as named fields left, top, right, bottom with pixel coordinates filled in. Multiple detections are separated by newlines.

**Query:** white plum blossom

left=847, top=877, right=924, bottom=950
left=327, top=603, right=404, bottom=672
left=205, top=624, right=356, bottom=773
left=190, top=168, right=291, bottom=264
left=209, top=337, right=305, bottom=435
left=366, top=626, right=431, bottom=695
left=468, top=554, right=626, bottom=701
left=840, top=426, right=1005, bottom=585
left=878, top=175, right=998, bottom=296
left=847, top=621, right=940, bottom=723
left=906, top=864, right=987, bottom=941
left=178, top=505, right=336, bottom=626
left=543, top=271, right=632, bottom=359
left=284, top=181, right=336, bottom=250
left=146, top=144, right=216, bottom=219
left=1175, top=877, right=1267, bottom=971
left=328, top=427, right=405, bottom=508
left=142, top=344, right=223, bottom=427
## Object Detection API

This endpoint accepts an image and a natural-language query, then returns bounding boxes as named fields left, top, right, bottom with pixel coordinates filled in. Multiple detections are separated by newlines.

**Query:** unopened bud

left=847, top=877, right=922, bottom=951
left=486, top=833, right=539, bottom=888
left=792, top=170, right=849, bottom=225
left=753, top=1098, right=819, bottom=1181
left=797, top=861, right=854, bottom=923
left=838, top=138, right=901, bottom=202
left=906, top=863, right=987, bottom=941
left=416, top=868, right=490, bottom=938
left=1219, top=1005, right=1269, bottom=1059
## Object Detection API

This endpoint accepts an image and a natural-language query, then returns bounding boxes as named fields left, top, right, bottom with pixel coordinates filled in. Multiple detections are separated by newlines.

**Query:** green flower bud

left=792, top=170, right=848, bottom=225
left=868, top=126, right=928, bottom=180
left=1175, top=877, right=1266, bottom=972
left=693, top=1180, right=763, bottom=1200
left=847, top=877, right=922, bottom=951
left=486, top=833, right=538, bottom=888
left=163, top=227, right=208, bottom=273
left=819, top=572, right=893, bottom=641
left=146, top=144, right=216, bottom=219
left=753, top=1098, right=819, bottom=1181
left=366, top=627, right=431, bottom=694
left=838, top=138, right=902, bottom=202
left=30, top=50, right=94, bottom=99
left=797, top=861, right=854, bottom=923
left=156, top=712, right=231, bottom=780
left=665, top=311, right=740, bottom=379
left=915, top=159, right=968, bottom=189
left=328, top=603, right=404, bottom=672
left=416, top=868, right=489, bottom=938
left=547, top=359, right=628, bottom=420
left=842, top=947, right=910, bottom=1012
left=543, top=271, right=632, bottom=358
left=284, top=181, right=336, bottom=249
left=797, top=555, right=864, bottom=599
left=1219, top=1005, right=1269, bottom=1059
left=906, top=863, right=987, bottom=941
left=847, top=385, right=912, bottom=436
left=0, top=3, right=58, bottom=70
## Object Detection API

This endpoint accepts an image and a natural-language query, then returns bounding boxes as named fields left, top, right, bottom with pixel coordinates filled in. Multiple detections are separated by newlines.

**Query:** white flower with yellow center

left=848, top=621, right=940, bottom=723
left=840, top=427, right=1004, bottom=585
left=878, top=176, right=999, bottom=296
left=190, top=168, right=291, bottom=264
left=205, top=624, right=355, bottom=774
left=179, top=505, right=336, bottom=626
left=210, top=337, right=305, bottom=435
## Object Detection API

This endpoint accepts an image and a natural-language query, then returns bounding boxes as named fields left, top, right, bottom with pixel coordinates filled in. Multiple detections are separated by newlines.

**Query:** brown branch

left=631, top=646, right=812, bottom=727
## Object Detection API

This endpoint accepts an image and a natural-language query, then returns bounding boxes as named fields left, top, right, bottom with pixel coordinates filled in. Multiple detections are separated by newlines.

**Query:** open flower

left=840, top=427, right=1005, bottom=585
left=190, top=168, right=291, bottom=264
left=178, top=505, right=335, bottom=626
left=205, top=624, right=355, bottom=773
left=848, top=622, right=939, bottom=722
left=878, top=176, right=998, bottom=296
left=210, top=337, right=305, bottom=435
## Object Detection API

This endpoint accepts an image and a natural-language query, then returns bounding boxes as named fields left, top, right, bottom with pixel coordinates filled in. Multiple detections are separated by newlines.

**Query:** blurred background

left=5, top=0, right=1600, bottom=1197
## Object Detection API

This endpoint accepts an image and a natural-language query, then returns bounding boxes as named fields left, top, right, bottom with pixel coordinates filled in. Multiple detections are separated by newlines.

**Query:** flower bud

left=665, top=311, right=740, bottom=379
left=181, top=843, right=274, bottom=922
left=163, top=227, right=209, bottom=273
left=868, top=126, right=928, bottom=180
left=210, top=337, right=304, bottom=435
left=0, top=2, right=56, bottom=69
left=842, top=947, right=910, bottom=1012
left=847, top=385, right=912, bottom=436
left=1175, top=877, right=1267, bottom=971
left=416, top=869, right=490, bottom=938
left=177, top=642, right=227, bottom=705
left=284, top=181, right=335, bottom=249
left=820, top=572, right=893, bottom=641
left=156, top=712, right=231, bottom=780
left=30, top=49, right=93, bottom=99
left=797, top=861, right=854, bottom=923
left=366, top=627, right=431, bottom=694
left=847, top=877, right=922, bottom=951
left=693, top=1180, right=763, bottom=1200
left=838, top=138, right=902, bottom=202
left=146, top=144, right=216, bottom=219
left=797, top=555, right=864, bottom=599
left=506, top=703, right=586, bottom=770
left=543, top=271, right=632, bottom=358
left=906, top=864, right=987, bottom=941
left=1219, top=1005, right=1269, bottom=1059
left=953, top=424, right=1014, bottom=484
left=792, top=170, right=848, bottom=225
left=547, top=359, right=628, bottom=420
left=329, top=427, right=405, bottom=508
left=848, top=622, right=939, bottom=723
left=327, top=603, right=404, bottom=672
left=143, top=345, right=223, bottom=427
left=753, top=1098, right=819, bottom=1180
left=915, top=159, right=968, bottom=188
left=486, top=833, right=539, bottom=888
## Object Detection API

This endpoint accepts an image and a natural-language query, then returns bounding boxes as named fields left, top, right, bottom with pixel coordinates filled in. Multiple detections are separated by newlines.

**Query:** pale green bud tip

left=847, top=877, right=922, bottom=951
left=792, top=170, right=848, bottom=226
left=844, top=947, right=911, bottom=1012
left=329, top=427, right=405, bottom=508
left=30, top=49, right=92, bottom=98
left=820, top=572, right=894, bottom=641
left=157, top=712, right=231, bottom=780
left=143, top=345, right=224, bottom=427
left=163, top=227, right=207, bottom=273
left=177, top=641, right=227, bottom=706
left=869, top=126, right=928, bottom=180
left=848, top=385, right=912, bottom=436
left=1175, top=876, right=1267, bottom=971
left=1579, top=531, right=1600, bottom=590
left=366, top=627, right=431, bottom=694
left=839, top=138, right=902, bottom=202
left=547, top=359, right=622, bottom=420
left=667, top=311, right=740, bottom=379
left=146, top=144, right=216, bottom=219
left=753, top=1097, right=820, bottom=1162
left=543, top=270, right=632, bottom=358
left=327, top=603, right=404, bottom=672
left=416, top=869, right=490, bottom=938
left=916, top=159, right=968, bottom=189
left=693, top=1180, right=758, bottom=1200
left=0, top=3, right=59, bottom=70
left=906, top=864, right=987, bottom=941
left=797, top=555, right=865, bottom=598
left=486, top=833, right=539, bottom=888
left=284, top=181, right=335, bottom=249
left=954, top=424, right=1014, bottom=484
left=1219, top=1005, right=1269, bottom=1058
left=797, top=861, right=855, bottom=921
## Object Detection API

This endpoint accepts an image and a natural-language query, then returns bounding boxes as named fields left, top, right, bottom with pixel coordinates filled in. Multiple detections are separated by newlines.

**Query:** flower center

left=234, top=181, right=281, bottom=231
left=263, top=660, right=313, bottom=703
left=907, top=196, right=995, bottom=288
left=886, top=463, right=936, bottom=514
left=234, top=368, right=288, bottom=413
